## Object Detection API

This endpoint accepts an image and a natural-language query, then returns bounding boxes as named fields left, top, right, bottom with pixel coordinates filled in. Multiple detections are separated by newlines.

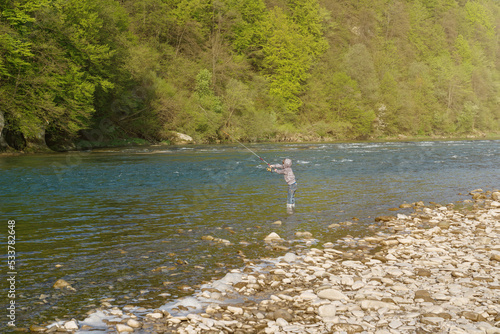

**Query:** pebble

left=317, top=288, right=349, bottom=301
left=264, top=232, right=282, bottom=242
left=64, top=320, right=78, bottom=330
left=146, top=312, right=163, bottom=319
left=126, top=319, right=141, bottom=328
left=39, top=190, right=500, bottom=334
left=52, top=279, right=75, bottom=291
left=116, top=323, right=134, bottom=332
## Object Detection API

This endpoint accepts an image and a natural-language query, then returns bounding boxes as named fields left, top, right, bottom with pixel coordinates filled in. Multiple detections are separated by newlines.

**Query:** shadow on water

left=0, top=140, right=499, bottom=329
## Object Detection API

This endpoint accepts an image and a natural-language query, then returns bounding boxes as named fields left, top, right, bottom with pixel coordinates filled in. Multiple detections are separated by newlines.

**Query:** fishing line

left=198, top=105, right=272, bottom=167
left=221, top=130, right=271, bottom=167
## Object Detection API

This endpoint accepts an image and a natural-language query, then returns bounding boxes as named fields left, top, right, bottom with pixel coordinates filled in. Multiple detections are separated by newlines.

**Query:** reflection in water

left=0, top=140, right=499, bottom=328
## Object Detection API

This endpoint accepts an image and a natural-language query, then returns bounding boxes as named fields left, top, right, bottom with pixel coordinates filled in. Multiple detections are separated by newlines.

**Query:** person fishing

left=268, top=158, right=297, bottom=209
left=222, top=130, right=298, bottom=209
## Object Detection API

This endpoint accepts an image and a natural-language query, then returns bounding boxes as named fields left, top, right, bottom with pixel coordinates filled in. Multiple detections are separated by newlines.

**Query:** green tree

left=344, top=43, right=379, bottom=102
left=0, top=0, right=45, bottom=149
left=259, top=1, right=327, bottom=121
left=0, top=0, right=131, bottom=150
left=260, top=7, right=311, bottom=119
left=192, top=69, right=222, bottom=140
left=408, top=0, right=447, bottom=60
left=287, top=0, right=328, bottom=57
left=326, top=72, right=375, bottom=138
left=224, top=0, right=267, bottom=53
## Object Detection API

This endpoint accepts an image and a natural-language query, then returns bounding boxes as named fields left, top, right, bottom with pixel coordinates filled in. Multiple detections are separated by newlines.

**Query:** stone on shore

left=116, top=323, right=134, bottom=332
left=317, top=288, right=348, bottom=301
left=64, top=320, right=78, bottom=330
left=126, top=319, right=141, bottom=328
left=492, top=191, right=500, bottom=201
left=170, top=132, right=193, bottom=144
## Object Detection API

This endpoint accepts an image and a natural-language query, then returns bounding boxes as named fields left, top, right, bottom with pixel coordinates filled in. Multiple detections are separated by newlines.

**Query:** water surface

left=1, top=140, right=499, bottom=329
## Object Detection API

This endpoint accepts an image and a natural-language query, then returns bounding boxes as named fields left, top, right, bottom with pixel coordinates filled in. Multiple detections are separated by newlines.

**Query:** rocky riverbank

left=33, top=190, right=500, bottom=334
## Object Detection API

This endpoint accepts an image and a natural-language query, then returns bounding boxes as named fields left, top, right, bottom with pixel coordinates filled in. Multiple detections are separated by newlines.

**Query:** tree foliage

left=2, top=0, right=500, bottom=151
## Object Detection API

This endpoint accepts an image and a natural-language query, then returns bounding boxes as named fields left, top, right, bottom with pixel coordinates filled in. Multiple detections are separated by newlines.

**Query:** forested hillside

left=1, top=0, right=500, bottom=151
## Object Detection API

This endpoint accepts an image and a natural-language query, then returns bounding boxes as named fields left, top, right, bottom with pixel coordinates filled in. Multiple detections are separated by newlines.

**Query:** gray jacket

left=271, top=158, right=296, bottom=185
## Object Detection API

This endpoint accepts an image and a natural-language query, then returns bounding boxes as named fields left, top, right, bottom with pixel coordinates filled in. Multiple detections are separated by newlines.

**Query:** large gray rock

left=0, top=111, right=11, bottom=150
left=171, top=132, right=193, bottom=144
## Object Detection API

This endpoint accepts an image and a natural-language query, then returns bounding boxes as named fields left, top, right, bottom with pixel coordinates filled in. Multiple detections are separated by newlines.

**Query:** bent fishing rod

left=222, top=130, right=271, bottom=167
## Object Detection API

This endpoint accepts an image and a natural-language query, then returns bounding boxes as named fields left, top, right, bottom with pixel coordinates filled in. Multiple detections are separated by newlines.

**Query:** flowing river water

left=1, top=140, right=499, bottom=330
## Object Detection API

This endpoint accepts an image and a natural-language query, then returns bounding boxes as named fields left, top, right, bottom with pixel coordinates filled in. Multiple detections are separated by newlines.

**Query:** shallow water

left=1, top=140, right=499, bottom=330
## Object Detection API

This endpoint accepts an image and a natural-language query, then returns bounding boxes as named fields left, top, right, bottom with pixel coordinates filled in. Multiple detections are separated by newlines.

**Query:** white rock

left=341, top=275, right=354, bottom=286
left=448, top=326, right=469, bottom=334
left=450, top=297, right=470, bottom=306
left=295, top=231, right=313, bottom=238
left=300, top=291, right=317, bottom=300
left=276, top=317, right=289, bottom=327
left=318, top=304, right=337, bottom=318
left=64, top=320, right=78, bottom=330
left=264, top=232, right=282, bottom=242
left=265, top=325, right=280, bottom=333
left=317, top=288, right=349, bottom=301
left=371, top=267, right=385, bottom=277
left=110, top=309, right=123, bottom=316
left=424, top=247, right=446, bottom=253
left=385, top=268, right=404, bottom=277
left=227, top=306, right=243, bottom=315
left=421, top=316, right=445, bottom=326
left=459, top=324, right=485, bottom=334
left=303, top=256, right=315, bottom=263
left=391, top=285, right=409, bottom=292
left=169, top=317, right=182, bottom=324
left=146, top=312, right=163, bottom=319
left=434, top=293, right=450, bottom=301
left=116, top=324, right=134, bottom=333
left=274, top=269, right=287, bottom=275
left=126, top=319, right=141, bottom=328
left=397, top=237, right=416, bottom=244
left=283, top=253, right=297, bottom=262
left=389, top=319, right=403, bottom=328
left=360, top=300, right=399, bottom=311
left=172, top=132, right=193, bottom=144
left=425, top=305, right=444, bottom=314
left=352, top=281, right=365, bottom=290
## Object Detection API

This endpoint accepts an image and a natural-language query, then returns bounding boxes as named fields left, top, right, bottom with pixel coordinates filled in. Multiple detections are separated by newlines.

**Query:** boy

left=268, top=158, right=297, bottom=209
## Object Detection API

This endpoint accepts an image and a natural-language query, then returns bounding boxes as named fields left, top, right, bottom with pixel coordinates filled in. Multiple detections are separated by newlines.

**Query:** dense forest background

left=1, top=0, right=500, bottom=151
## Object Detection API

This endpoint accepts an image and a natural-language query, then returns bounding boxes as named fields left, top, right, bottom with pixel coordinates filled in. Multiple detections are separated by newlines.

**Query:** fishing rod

left=222, top=130, right=271, bottom=167
left=196, top=105, right=272, bottom=168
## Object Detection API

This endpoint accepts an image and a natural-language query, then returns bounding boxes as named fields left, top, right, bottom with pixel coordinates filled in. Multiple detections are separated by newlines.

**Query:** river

left=1, top=140, right=499, bottom=330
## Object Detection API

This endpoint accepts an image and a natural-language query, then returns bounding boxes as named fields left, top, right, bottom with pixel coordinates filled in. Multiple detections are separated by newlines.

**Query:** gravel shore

left=37, top=190, right=500, bottom=334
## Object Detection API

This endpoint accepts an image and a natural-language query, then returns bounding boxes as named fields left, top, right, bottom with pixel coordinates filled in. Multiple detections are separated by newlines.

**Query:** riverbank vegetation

left=1, top=0, right=500, bottom=151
